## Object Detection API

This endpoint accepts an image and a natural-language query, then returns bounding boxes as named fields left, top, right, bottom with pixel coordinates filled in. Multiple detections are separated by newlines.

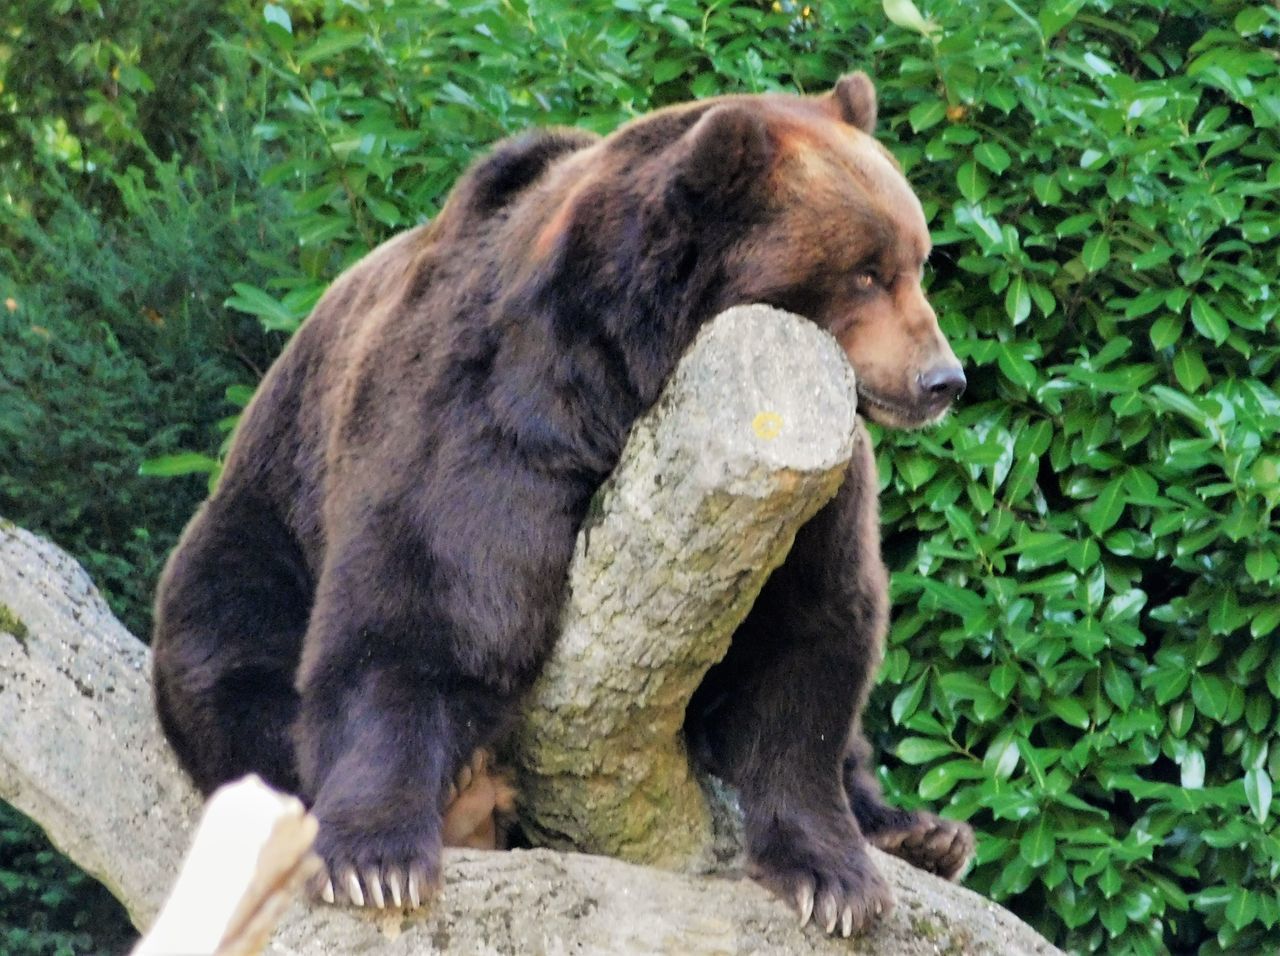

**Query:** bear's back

left=217, top=129, right=603, bottom=567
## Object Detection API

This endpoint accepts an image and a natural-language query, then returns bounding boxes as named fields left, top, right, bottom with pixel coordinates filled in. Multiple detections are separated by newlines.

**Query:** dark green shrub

left=0, top=804, right=133, bottom=956
left=1, top=13, right=289, bottom=952
left=0, top=114, right=287, bottom=636
left=0, top=0, right=251, bottom=221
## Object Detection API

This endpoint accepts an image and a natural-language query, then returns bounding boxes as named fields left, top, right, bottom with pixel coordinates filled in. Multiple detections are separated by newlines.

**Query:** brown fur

left=152, top=74, right=971, bottom=928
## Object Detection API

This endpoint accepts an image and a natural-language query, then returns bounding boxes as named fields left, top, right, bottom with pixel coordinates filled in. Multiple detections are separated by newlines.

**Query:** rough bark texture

left=515, top=305, right=858, bottom=869
left=0, top=305, right=1064, bottom=955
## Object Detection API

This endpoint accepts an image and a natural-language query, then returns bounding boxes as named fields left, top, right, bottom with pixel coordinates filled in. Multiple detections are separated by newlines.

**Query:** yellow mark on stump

left=752, top=411, right=784, bottom=440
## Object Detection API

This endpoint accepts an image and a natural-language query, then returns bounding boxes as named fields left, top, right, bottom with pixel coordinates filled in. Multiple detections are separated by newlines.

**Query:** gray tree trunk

left=0, top=306, right=1062, bottom=955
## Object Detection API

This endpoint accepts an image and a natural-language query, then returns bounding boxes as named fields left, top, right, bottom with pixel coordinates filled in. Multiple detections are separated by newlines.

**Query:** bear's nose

left=918, top=365, right=967, bottom=403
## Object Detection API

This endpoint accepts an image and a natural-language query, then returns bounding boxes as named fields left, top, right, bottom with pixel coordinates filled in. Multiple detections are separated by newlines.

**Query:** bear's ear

left=673, top=104, right=774, bottom=202
left=830, top=72, right=878, bottom=134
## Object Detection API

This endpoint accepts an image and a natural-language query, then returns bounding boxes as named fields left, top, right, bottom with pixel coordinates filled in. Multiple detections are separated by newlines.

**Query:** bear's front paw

left=751, top=834, right=894, bottom=937
left=868, top=811, right=974, bottom=881
left=309, top=840, right=441, bottom=910
left=307, top=798, right=443, bottom=909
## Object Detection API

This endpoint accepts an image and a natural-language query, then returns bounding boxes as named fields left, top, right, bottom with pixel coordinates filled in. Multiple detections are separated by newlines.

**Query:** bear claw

left=363, top=866, right=385, bottom=908
left=817, top=891, right=838, bottom=934
left=757, top=834, right=890, bottom=936
left=385, top=866, right=404, bottom=908
left=407, top=867, right=423, bottom=908
left=310, top=748, right=513, bottom=910
left=312, top=861, right=435, bottom=909
left=342, top=867, right=364, bottom=907
left=795, top=881, right=815, bottom=926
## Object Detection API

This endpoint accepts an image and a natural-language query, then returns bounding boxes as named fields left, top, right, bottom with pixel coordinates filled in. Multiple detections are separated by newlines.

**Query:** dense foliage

left=1, top=1, right=1276, bottom=953
left=1, top=2, right=279, bottom=950
left=861, top=6, right=1280, bottom=954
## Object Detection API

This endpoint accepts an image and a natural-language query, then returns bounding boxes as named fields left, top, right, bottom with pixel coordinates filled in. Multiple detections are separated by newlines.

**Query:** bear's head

left=527, top=73, right=964, bottom=430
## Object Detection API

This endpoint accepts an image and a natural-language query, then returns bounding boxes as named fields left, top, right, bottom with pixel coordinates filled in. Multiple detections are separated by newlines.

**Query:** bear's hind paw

left=442, top=748, right=517, bottom=850
left=869, top=812, right=974, bottom=881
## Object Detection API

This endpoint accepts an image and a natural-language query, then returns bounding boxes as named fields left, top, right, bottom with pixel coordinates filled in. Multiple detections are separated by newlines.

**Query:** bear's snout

left=916, top=363, right=966, bottom=406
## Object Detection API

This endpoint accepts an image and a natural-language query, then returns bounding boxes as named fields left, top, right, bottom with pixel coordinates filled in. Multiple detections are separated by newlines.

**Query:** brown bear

left=152, top=72, right=973, bottom=935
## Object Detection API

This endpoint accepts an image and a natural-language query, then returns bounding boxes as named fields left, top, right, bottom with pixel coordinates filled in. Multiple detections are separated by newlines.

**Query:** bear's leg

left=687, top=425, right=894, bottom=937
left=294, top=477, right=577, bottom=908
left=152, top=494, right=311, bottom=795
left=295, top=653, right=515, bottom=907
left=688, top=613, right=891, bottom=937
left=842, top=729, right=974, bottom=880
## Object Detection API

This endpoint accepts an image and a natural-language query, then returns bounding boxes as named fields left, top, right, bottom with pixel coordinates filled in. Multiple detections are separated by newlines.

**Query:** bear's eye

left=852, top=271, right=879, bottom=292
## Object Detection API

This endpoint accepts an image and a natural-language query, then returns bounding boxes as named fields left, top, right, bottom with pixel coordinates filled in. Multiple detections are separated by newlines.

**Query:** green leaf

left=1020, top=815, right=1054, bottom=867
left=1040, top=0, right=1087, bottom=35
left=297, top=32, right=366, bottom=65
left=1029, top=282, right=1056, bottom=318
left=1172, top=347, right=1209, bottom=392
left=1189, top=295, right=1229, bottom=345
left=882, top=0, right=940, bottom=38
left=956, top=161, right=988, bottom=202
left=1033, top=174, right=1062, bottom=205
left=974, top=142, right=1012, bottom=175
left=1236, top=6, right=1276, bottom=34
left=909, top=99, right=947, bottom=133
left=1081, top=234, right=1111, bottom=272
left=1244, top=768, right=1272, bottom=824
left=917, top=760, right=982, bottom=800
left=1086, top=477, right=1125, bottom=535
left=896, top=454, right=939, bottom=490
left=997, top=345, right=1037, bottom=389
left=891, top=674, right=927, bottom=724
left=1132, top=245, right=1174, bottom=270
left=1005, top=274, right=1031, bottom=325
left=1245, top=549, right=1279, bottom=583
left=1253, top=604, right=1280, bottom=638
left=226, top=385, right=255, bottom=408
left=1048, top=697, right=1090, bottom=729
left=138, top=453, right=219, bottom=477
left=1181, top=748, right=1205, bottom=789
left=1055, top=213, right=1096, bottom=237
left=1225, top=886, right=1260, bottom=929
left=1149, top=385, right=1208, bottom=427
left=897, top=737, right=954, bottom=764
left=990, top=663, right=1018, bottom=697
left=1015, top=530, right=1072, bottom=571
left=1102, top=659, right=1135, bottom=709
left=263, top=3, right=292, bottom=33
left=1191, top=673, right=1230, bottom=720
left=224, top=283, right=303, bottom=333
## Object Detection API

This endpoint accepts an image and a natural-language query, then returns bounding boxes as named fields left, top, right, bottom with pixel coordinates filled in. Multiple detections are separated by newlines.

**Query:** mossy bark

left=514, top=305, right=859, bottom=869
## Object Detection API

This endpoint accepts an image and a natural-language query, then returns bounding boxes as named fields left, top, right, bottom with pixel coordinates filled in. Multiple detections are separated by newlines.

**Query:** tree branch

left=0, top=306, right=1062, bottom=955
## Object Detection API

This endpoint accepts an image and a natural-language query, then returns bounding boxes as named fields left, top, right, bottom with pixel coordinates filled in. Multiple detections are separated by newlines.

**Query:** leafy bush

left=1, top=10, right=288, bottom=951
left=0, top=0, right=250, bottom=221
left=0, top=804, right=133, bottom=956
left=224, top=2, right=1279, bottom=953
left=846, top=3, right=1279, bottom=953
left=219, top=0, right=827, bottom=329
left=0, top=115, right=286, bottom=637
